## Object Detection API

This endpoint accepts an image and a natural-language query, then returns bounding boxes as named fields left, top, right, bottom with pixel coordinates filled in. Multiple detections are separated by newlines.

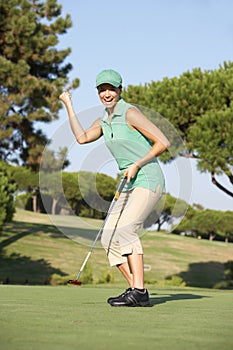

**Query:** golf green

left=0, top=285, right=232, bottom=350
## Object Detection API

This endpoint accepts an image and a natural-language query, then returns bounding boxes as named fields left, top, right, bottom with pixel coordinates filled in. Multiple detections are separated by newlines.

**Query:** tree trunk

left=209, top=233, right=216, bottom=241
left=51, top=198, right=58, bottom=215
left=32, top=195, right=37, bottom=212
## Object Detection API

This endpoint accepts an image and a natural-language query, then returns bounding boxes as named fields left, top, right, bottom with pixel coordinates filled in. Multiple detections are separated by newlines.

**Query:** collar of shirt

left=102, top=97, right=125, bottom=123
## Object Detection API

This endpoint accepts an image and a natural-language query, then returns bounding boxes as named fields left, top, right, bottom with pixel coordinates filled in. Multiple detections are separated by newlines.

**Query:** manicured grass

left=0, top=285, right=232, bottom=350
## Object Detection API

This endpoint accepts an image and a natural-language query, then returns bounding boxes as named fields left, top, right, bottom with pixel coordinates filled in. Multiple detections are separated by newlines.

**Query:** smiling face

left=97, top=83, right=122, bottom=110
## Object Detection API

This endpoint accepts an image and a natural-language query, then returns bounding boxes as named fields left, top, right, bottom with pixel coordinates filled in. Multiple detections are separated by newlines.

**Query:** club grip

left=114, top=177, right=127, bottom=199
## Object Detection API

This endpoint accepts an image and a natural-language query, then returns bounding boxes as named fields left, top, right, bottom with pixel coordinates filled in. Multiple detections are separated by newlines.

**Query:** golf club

left=67, top=177, right=127, bottom=286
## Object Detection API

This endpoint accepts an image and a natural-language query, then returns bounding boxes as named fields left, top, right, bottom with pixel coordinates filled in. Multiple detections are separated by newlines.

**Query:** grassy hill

left=0, top=209, right=232, bottom=288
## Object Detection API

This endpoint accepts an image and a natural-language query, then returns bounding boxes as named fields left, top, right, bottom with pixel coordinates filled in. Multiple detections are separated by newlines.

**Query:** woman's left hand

left=124, top=163, right=139, bottom=183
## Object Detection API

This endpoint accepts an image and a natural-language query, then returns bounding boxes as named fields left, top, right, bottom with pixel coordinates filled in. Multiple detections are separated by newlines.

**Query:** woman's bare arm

left=59, top=91, right=103, bottom=144
left=124, top=107, right=170, bottom=181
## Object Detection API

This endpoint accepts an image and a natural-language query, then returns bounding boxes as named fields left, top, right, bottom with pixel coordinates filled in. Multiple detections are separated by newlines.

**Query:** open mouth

left=104, top=98, right=113, bottom=103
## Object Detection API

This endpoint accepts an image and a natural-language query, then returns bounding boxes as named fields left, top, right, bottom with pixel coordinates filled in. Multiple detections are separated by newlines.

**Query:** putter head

left=67, top=279, right=82, bottom=286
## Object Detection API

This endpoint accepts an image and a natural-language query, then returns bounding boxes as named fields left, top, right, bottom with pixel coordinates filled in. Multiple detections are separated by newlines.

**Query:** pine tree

left=0, top=0, right=79, bottom=170
left=122, top=62, right=233, bottom=198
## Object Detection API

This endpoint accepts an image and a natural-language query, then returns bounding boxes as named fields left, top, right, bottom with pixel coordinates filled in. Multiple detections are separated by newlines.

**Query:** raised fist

left=59, top=91, right=72, bottom=105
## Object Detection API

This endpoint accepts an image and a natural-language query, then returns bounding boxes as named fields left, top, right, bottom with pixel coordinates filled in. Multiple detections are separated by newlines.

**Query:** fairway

left=0, top=285, right=232, bottom=350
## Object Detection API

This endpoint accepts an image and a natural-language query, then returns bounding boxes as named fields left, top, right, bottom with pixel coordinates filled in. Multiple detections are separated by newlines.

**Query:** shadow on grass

left=0, top=250, right=67, bottom=285
left=0, top=221, right=100, bottom=248
left=149, top=292, right=208, bottom=306
left=0, top=221, right=69, bottom=285
left=0, top=221, right=64, bottom=250
left=167, top=261, right=226, bottom=288
left=0, top=220, right=100, bottom=285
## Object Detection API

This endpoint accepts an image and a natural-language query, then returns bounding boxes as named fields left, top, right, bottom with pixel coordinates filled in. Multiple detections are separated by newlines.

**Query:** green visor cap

left=96, top=69, right=122, bottom=88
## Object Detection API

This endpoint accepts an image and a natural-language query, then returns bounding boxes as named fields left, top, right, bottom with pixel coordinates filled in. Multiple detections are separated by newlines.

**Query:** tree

left=39, top=147, right=70, bottom=214
left=10, top=164, right=39, bottom=191
left=122, top=61, right=233, bottom=198
left=189, top=108, right=233, bottom=197
left=191, top=210, right=220, bottom=240
left=0, top=170, right=16, bottom=229
left=62, top=172, right=83, bottom=215
left=215, top=211, right=233, bottom=243
left=143, top=193, right=189, bottom=231
left=77, top=171, right=116, bottom=219
left=62, top=171, right=116, bottom=219
left=0, top=160, right=39, bottom=211
left=0, top=0, right=79, bottom=170
left=176, top=208, right=233, bottom=242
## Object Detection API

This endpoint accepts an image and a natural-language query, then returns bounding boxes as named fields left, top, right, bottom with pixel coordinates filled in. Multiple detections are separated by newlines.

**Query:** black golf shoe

left=107, top=288, right=132, bottom=305
left=108, top=288, right=150, bottom=307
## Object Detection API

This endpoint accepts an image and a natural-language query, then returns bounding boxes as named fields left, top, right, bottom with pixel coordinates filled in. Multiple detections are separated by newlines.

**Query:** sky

left=43, top=0, right=233, bottom=211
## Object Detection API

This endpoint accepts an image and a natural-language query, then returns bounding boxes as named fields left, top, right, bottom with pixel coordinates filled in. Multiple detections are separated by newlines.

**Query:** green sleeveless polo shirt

left=100, top=98, right=165, bottom=193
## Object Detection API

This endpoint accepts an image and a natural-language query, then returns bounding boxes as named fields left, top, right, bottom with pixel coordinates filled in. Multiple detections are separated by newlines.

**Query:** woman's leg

left=102, top=187, right=161, bottom=289
left=117, top=262, right=133, bottom=287
left=117, top=187, right=162, bottom=289
left=116, top=253, right=144, bottom=289
left=127, top=251, right=144, bottom=289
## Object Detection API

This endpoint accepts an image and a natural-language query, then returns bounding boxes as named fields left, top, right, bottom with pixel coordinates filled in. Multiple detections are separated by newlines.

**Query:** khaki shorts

left=101, top=186, right=162, bottom=266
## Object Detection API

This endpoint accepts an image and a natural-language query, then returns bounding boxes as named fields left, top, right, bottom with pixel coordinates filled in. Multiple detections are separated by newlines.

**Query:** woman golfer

left=59, top=69, right=170, bottom=307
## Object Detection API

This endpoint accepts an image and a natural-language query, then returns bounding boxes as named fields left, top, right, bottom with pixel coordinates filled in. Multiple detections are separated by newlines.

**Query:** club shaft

left=75, top=251, right=92, bottom=280
left=74, top=177, right=127, bottom=281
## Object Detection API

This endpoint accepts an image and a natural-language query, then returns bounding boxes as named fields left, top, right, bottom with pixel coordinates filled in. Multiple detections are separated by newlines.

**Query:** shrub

left=97, top=270, right=115, bottom=284
left=15, top=192, right=31, bottom=209
left=0, top=171, right=16, bottom=229
left=49, top=274, right=69, bottom=286
left=158, top=275, right=186, bottom=287
left=80, top=262, right=93, bottom=284
left=214, top=260, right=233, bottom=289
